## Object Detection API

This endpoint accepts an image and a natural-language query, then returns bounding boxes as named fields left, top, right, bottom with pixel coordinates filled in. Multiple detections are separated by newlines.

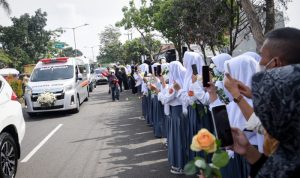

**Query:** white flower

left=209, top=63, right=216, bottom=69
left=37, top=92, right=56, bottom=106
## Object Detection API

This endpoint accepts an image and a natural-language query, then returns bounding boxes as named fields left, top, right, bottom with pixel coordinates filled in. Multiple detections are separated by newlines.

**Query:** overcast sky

left=0, top=0, right=299, bottom=60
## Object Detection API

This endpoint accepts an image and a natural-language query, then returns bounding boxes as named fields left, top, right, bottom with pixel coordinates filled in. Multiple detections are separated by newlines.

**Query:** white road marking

left=21, top=124, right=63, bottom=163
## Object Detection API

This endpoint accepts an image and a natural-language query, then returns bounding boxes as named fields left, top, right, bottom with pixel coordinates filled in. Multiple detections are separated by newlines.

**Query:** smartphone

left=211, top=105, right=234, bottom=147
left=202, top=65, right=210, bottom=87
left=192, top=64, right=198, bottom=75
left=148, top=65, right=152, bottom=74
left=157, top=65, right=162, bottom=76
left=154, top=67, right=157, bottom=76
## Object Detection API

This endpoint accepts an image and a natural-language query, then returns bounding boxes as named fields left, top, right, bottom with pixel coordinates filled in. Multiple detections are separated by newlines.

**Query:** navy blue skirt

left=185, top=104, right=214, bottom=161
left=146, top=92, right=152, bottom=126
left=142, top=95, right=147, bottom=119
left=164, top=114, right=170, bottom=139
left=152, top=96, right=162, bottom=137
left=168, top=105, right=187, bottom=169
left=221, top=153, right=249, bottom=178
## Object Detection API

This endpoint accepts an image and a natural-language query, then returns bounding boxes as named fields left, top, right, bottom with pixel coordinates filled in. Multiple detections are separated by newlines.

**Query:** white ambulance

left=24, top=57, right=89, bottom=116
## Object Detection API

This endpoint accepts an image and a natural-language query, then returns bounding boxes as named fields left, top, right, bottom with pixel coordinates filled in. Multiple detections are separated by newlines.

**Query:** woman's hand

left=158, top=76, right=166, bottom=88
left=237, top=80, right=252, bottom=98
left=224, top=73, right=240, bottom=98
left=143, top=77, right=148, bottom=83
left=192, top=74, right=198, bottom=83
left=205, top=82, right=218, bottom=103
left=173, top=81, right=181, bottom=91
left=230, top=128, right=251, bottom=156
left=224, top=73, right=252, bottom=99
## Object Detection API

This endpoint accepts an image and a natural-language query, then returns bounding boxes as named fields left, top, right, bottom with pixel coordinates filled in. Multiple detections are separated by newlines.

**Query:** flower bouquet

left=37, top=92, right=56, bottom=107
left=184, top=129, right=229, bottom=178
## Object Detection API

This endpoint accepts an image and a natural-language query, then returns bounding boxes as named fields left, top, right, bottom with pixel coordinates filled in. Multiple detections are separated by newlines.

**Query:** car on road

left=0, top=75, right=26, bottom=177
left=82, top=57, right=97, bottom=92
left=95, top=68, right=108, bottom=85
left=24, top=57, right=89, bottom=116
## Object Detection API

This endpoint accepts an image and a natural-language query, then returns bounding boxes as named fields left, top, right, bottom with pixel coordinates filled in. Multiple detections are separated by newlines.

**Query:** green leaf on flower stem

left=194, top=158, right=207, bottom=169
left=192, top=103, right=197, bottom=109
left=204, top=165, right=212, bottom=178
left=212, top=150, right=230, bottom=168
left=212, top=167, right=222, bottom=178
left=216, top=139, right=222, bottom=150
left=184, top=160, right=197, bottom=175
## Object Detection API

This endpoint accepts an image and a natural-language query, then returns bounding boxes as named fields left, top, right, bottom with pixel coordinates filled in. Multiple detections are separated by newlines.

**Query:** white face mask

left=256, top=58, right=275, bottom=72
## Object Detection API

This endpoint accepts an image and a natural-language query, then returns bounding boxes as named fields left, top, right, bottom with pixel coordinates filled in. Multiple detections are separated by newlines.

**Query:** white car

left=0, top=75, right=26, bottom=177
left=24, top=57, right=89, bottom=116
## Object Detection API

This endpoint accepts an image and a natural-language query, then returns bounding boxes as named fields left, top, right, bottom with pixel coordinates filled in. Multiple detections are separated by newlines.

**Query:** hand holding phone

left=192, top=64, right=198, bottom=75
left=211, top=105, right=234, bottom=147
left=202, top=65, right=210, bottom=87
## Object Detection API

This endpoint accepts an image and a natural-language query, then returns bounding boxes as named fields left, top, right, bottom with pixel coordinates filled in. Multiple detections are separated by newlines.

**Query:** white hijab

left=126, top=65, right=131, bottom=74
left=242, top=51, right=261, bottom=62
left=182, top=51, right=205, bottom=91
left=224, top=55, right=263, bottom=151
left=211, top=53, right=232, bottom=73
left=139, top=63, right=149, bottom=74
left=168, top=61, right=186, bottom=87
left=151, top=63, right=160, bottom=75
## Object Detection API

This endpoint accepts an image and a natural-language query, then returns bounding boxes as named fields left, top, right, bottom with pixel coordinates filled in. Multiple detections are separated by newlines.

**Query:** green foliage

left=46, top=29, right=65, bottom=58
left=0, top=49, right=13, bottom=68
left=0, top=9, right=51, bottom=70
left=60, top=47, right=83, bottom=58
left=212, top=150, right=230, bottom=168
left=6, top=76, right=23, bottom=98
left=152, top=0, right=185, bottom=60
left=184, top=160, right=198, bottom=175
left=97, top=24, right=160, bottom=64
left=116, top=0, right=158, bottom=59
left=97, top=25, right=123, bottom=64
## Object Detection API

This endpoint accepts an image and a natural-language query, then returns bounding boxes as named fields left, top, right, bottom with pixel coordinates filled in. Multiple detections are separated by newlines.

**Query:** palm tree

left=0, top=0, right=11, bottom=15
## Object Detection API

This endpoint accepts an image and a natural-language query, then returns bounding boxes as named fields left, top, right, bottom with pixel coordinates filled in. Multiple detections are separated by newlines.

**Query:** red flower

left=188, top=91, right=194, bottom=97
left=169, top=88, right=174, bottom=94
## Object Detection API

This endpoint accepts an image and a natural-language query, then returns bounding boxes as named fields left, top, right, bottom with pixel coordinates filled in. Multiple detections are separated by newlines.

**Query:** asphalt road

left=17, top=85, right=191, bottom=178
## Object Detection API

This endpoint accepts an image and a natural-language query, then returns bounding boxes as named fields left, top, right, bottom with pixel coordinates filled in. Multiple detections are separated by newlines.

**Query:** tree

left=46, top=28, right=65, bottom=58
left=123, top=36, right=161, bottom=64
left=0, top=9, right=51, bottom=69
left=60, top=47, right=83, bottom=57
left=0, top=0, right=11, bottom=15
left=0, top=49, right=13, bottom=68
left=152, top=0, right=186, bottom=62
left=97, top=25, right=123, bottom=64
left=240, top=0, right=291, bottom=50
left=116, top=0, right=157, bottom=60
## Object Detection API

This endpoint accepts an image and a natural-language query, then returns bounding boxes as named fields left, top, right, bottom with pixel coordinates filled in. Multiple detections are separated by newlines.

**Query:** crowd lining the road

left=105, top=27, right=300, bottom=178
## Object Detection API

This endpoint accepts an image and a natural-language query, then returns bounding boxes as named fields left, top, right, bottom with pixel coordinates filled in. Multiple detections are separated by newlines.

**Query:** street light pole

left=64, top=23, right=89, bottom=57
left=84, top=45, right=99, bottom=62
left=91, top=46, right=95, bottom=61
left=72, top=28, right=77, bottom=57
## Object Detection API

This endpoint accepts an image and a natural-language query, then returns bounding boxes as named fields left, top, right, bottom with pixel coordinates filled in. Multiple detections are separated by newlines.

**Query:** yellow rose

left=191, top=129, right=217, bottom=153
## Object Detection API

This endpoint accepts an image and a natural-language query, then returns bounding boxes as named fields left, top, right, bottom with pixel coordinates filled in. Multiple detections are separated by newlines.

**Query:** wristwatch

left=233, top=95, right=243, bottom=103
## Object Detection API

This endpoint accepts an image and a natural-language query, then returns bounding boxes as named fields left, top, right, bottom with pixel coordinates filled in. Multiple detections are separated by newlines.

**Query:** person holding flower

left=156, top=61, right=187, bottom=174
left=174, top=51, right=214, bottom=162
left=149, top=63, right=164, bottom=138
